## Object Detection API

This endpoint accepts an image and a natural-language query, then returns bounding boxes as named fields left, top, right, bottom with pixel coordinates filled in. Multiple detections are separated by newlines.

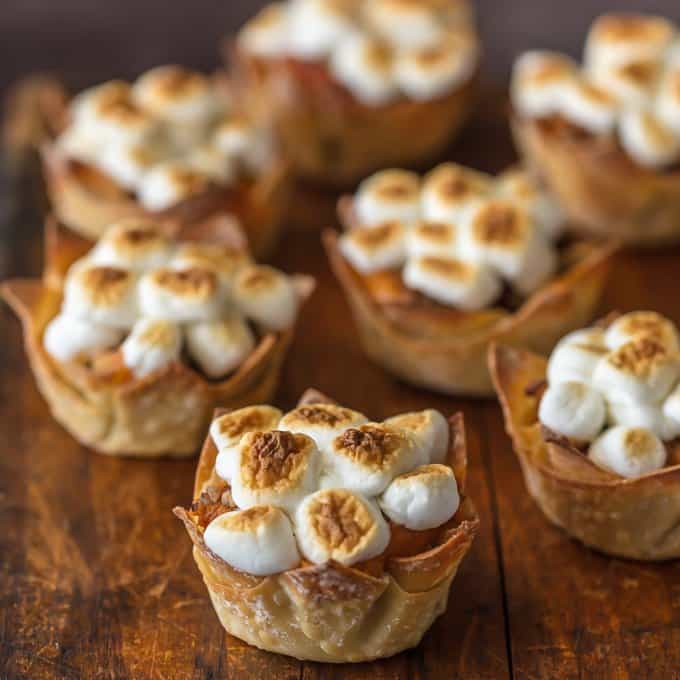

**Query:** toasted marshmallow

left=70, top=80, right=131, bottom=125
left=55, top=126, right=102, bottom=165
left=213, top=117, right=272, bottom=171
left=559, top=78, right=618, bottom=135
left=511, top=51, right=577, bottom=118
left=355, top=169, right=421, bottom=227
left=420, top=163, right=491, bottom=225
left=231, top=430, right=320, bottom=512
left=554, top=326, right=607, bottom=352
left=94, top=141, right=159, bottom=191
left=204, top=506, right=300, bottom=576
left=394, top=30, right=478, bottom=100
left=295, top=488, right=390, bottom=566
left=121, top=318, right=182, bottom=378
left=43, top=314, right=123, bottom=362
left=364, top=0, right=447, bottom=50
left=663, top=383, right=680, bottom=429
left=608, top=400, right=680, bottom=441
left=238, top=3, right=290, bottom=58
left=323, top=422, right=423, bottom=495
left=655, top=67, right=680, bottom=135
left=403, top=255, right=501, bottom=310
left=384, top=409, right=449, bottom=464
left=546, top=339, right=608, bottom=385
left=589, top=59, right=660, bottom=108
left=539, top=381, right=606, bottom=443
left=287, top=0, right=355, bottom=60
left=138, top=266, right=224, bottom=322
left=137, top=162, right=210, bottom=212
left=592, top=337, right=679, bottom=404
left=379, top=464, right=459, bottom=530
left=495, top=168, right=564, bottom=240
left=339, top=221, right=407, bottom=274
left=458, top=200, right=557, bottom=295
left=584, top=14, right=676, bottom=72
left=185, top=316, right=255, bottom=378
left=406, top=221, right=458, bottom=259
left=604, top=311, right=680, bottom=353
left=231, top=265, right=298, bottom=331
left=170, top=242, right=251, bottom=288
left=619, top=107, right=680, bottom=168
left=90, top=220, right=174, bottom=272
left=329, top=32, right=398, bottom=106
left=63, top=264, right=138, bottom=329
left=278, top=403, right=368, bottom=454
left=186, top=144, right=236, bottom=185
left=588, top=426, right=667, bottom=478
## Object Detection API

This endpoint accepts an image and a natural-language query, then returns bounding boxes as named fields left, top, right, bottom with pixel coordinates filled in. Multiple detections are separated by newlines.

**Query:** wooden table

left=1, top=93, right=680, bottom=680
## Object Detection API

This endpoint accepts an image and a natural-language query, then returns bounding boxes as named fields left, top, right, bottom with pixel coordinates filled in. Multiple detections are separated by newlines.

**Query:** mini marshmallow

left=384, top=409, right=449, bottom=464
left=231, top=265, right=298, bottom=331
left=559, top=78, right=618, bottom=135
left=89, top=219, right=174, bottom=272
left=329, top=32, right=398, bottom=106
left=204, top=506, right=300, bottom=575
left=406, top=221, right=458, bottom=259
left=184, top=316, right=256, bottom=378
left=186, top=144, right=236, bottom=185
left=554, top=326, right=607, bottom=352
left=608, top=400, right=680, bottom=442
left=546, top=339, right=608, bottom=385
left=170, top=242, right=251, bottom=288
left=237, top=3, right=290, bottom=58
left=137, top=162, right=210, bottom=212
left=121, top=318, right=182, bottom=378
left=339, top=221, right=407, bottom=274
left=655, top=67, right=680, bottom=135
left=94, top=142, right=159, bottom=191
left=354, top=169, right=421, bottom=227
left=592, top=337, right=679, bottom=404
left=364, top=0, right=448, bottom=50
left=322, top=422, right=423, bottom=496
left=278, top=403, right=368, bottom=454
left=70, top=80, right=131, bottom=125
left=379, top=464, right=459, bottom=530
left=55, top=126, right=102, bottom=165
left=43, top=314, right=123, bottom=362
left=604, top=311, right=680, bottom=353
left=589, top=59, right=661, bottom=108
left=394, top=29, right=478, bottom=100
left=138, top=266, right=224, bottom=322
left=618, top=107, right=680, bottom=169
left=420, top=163, right=491, bottom=225
left=295, top=488, right=390, bottom=566
left=403, top=255, right=501, bottom=310
left=286, top=0, right=355, bottom=60
left=63, top=264, right=138, bottom=329
left=231, top=430, right=321, bottom=512
left=511, top=50, right=578, bottom=118
left=588, top=426, right=667, bottom=478
left=213, top=117, right=272, bottom=171
left=538, top=380, right=606, bottom=443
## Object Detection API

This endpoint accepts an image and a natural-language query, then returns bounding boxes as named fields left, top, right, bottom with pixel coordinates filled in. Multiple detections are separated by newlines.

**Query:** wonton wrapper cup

left=230, top=47, right=478, bottom=188
left=324, top=198, right=618, bottom=396
left=489, top=343, right=680, bottom=560
left=174, top=389, right=478, bottom=662
left=0, top=220, right=314, bottom=458
left=513, top=115, right=680, bottom=247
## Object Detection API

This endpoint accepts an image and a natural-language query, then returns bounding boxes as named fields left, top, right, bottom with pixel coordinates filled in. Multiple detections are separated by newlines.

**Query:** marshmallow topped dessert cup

left=324, top=163, right=617, bottom=396
left=174, top=388, right=478, bottom=662
left=512, top=13, right=680, bottom=246
left=490, top=311, right=680, bottom=560
left=231, top=0, right=479, bottom=187
left=42, top=66, right=290, bottom=258
left=1, top=218, right=314, bottom=457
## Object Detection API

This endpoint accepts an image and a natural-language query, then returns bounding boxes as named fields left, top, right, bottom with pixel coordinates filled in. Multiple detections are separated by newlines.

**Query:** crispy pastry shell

left=174, top=390, right=478, bottom=662
left=513, top=115, right=680, bottom=247
left=0, top=222, right=314, bottom=458
left=489, top=343, right=680, bottom=560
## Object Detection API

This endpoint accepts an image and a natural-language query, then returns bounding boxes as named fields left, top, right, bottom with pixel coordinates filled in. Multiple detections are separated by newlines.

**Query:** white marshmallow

left=547, top=339, right=608, bottom=385
left=406, top=221, right=458, bottom=259
left=379, top=464, right=459, bottom=530
left=589, top=59, right=661, bottom=108
left=186, top=144, right=236, bottom=185
left=618, top=107, right=680, bottom=169
left=286, top=0, right=355, bottom=60
left=231, top=430, right=321, bottom=512
left=364, top=0, right=448, bottom=50
left=663, top=383, right=680, bottom=431
left=655, top=67, right=680, bottom=136
left=137, top=162, right=210, bottom=212
left=329, top=32, right=398, bottom=106
left=204, top=506, right=300, bottom=576
left=403, top=255, right=501, bottom=310
left=354, top=169, right=421, bottom=227
left=55, top=126, right=102, bottom=165
left=588, top=426, right=667, bottom=478
left=70, top=80, right=131, bottom=126
left=237, top=3, right=290, bottom=58
left=608, top=400, right=680, bottom=442
left=295, top=488, right=390, bottom=566
left=384, top=409, right=449, bottom=464
left=559, top=78, right=618, bottom=135
left=185, top=316, right=256, bottom=378
left=604, top=311, right=680, bottom=353
left=339, top=221, right=407, bottom=274
left=213, top=117, right=272, bottom=172
left=170, top=242, right=251, bottom=289
left=231, top=265, right=298, bottom=331
left=121, top=318, right=182, bottom=378
left=554, top=326, right=607, bottom=352
left=538, top=381, right=606, bottom=443
left=94, top=142, right=159, bottom=191
left=43, top=314, right=123, bottom=362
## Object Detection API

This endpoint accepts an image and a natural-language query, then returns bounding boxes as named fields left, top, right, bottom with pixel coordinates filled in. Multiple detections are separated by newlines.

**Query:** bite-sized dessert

left=1, top=218, right=314, bottom=457
left=512, top=13, right=680, bottom=245
left=490, top=311, right=680, bottom=560
left=42, top=66, right=290, bottom=257
left=174, top=389, right=478, bottom=662
left=231, top=0, right=479, bottom=186
left=325, top=163, right=617, bottom=395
